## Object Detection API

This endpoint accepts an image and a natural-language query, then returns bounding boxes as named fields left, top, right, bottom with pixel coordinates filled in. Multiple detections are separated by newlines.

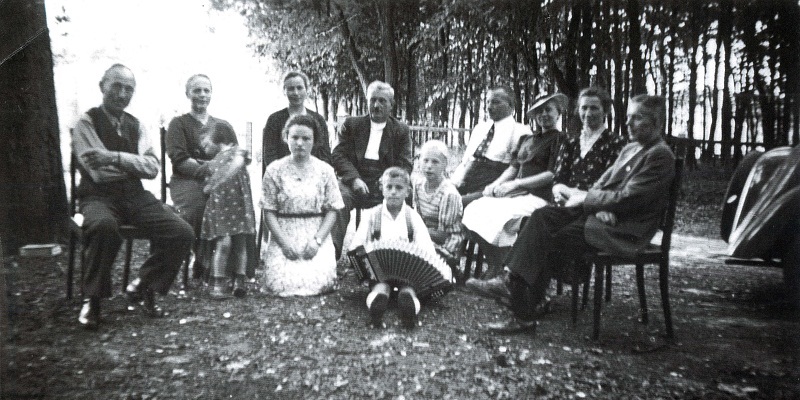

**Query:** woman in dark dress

left=166, top=74, right=239, bottom=279
left=262, top=71, right=331, bottom=173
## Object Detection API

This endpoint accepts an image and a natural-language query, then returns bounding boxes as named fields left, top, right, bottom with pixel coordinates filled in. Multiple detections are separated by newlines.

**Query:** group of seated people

left=73, top=64, right=675, bottom=336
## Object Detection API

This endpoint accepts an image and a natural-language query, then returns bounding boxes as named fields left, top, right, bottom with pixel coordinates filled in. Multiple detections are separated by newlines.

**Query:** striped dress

left=411, top=177, right=466, bottom=262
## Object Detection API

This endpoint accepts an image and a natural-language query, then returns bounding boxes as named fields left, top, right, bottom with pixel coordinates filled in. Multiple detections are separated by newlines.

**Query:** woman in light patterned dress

left=261, top=115, right=344, bottom=296
left=200, top=123, right=256, bottom=298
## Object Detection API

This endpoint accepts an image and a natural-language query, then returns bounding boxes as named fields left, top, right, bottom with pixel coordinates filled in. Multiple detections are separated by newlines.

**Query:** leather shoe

left=486, top=318, right=537, bottom=335
left=368, top=292, right=388, bottom=328
left=465, top=275, right=510, bottom=302
left=78, top=297, right=100, bottom=330
left=532, top=297, right=552, bottom=318
left=125, top=278, right=143, bottom=303
left=232, top=275, right=247, bottom=298
left=139, top=289, right=164, bottom=318
left=398, top=287, right=418, bottom=329
left=209, top=284, right=229, bottom=299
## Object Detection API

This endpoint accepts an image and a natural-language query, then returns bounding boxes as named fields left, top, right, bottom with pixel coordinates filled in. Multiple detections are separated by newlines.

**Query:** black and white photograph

left=1, top=0, right=798, bottom=398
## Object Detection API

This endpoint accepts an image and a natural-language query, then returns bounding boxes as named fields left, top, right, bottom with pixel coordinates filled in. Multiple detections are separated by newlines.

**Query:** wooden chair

left=584, top=157, right=684, bottom=340
left=462, top=237, right=484, bottom=280
left=66, top=127, right=188, bottom=299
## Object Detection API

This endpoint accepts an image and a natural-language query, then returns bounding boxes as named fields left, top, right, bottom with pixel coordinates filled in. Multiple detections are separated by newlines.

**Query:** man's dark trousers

left=505, top=205, right=593, bottom=321
left=80, top=190, right=194, bottom=298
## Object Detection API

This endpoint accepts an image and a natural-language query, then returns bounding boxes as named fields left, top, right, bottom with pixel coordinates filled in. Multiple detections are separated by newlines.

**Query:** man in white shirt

left=331, top=81, right=413, bottom=259
left=451, top=86, right=532, bottom=205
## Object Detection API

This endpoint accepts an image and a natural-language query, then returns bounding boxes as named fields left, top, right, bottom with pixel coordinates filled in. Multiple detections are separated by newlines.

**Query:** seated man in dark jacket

left=330, top=81, right=413, bottom=259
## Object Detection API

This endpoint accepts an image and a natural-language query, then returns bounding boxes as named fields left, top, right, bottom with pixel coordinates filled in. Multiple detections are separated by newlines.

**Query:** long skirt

left=263, top=215, right=337, bottom=296
left=462, top=194, right=548, bottom=247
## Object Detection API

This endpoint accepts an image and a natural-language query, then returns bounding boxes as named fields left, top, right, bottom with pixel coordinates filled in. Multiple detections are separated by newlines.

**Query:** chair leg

left=593, top=263, right=604, bottom=340
left=463, top=240, right=475, bottom=280
left=581, top=262, right=591, bottom=310
left=605, top=264, right=612, bottom=302
left=67, top=232, right=77, bottom=299
left=182, top=252, right=191, bottom=289
left=571, top=279, right=579, bottom=325
left=659, top=259, right=674, bottom=338
left=474, top=246, right=484, bottom=278
left=79, top=244, right=86, bottom=299
left=122, top=239, right=133, bottom=291
left=635, top=264, right=648, bottom=324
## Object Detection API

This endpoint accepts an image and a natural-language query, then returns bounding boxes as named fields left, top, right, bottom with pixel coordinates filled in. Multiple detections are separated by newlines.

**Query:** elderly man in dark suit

left=468, top=94, right=676, bottom=334
left=330, top=81, right=413, bottom=258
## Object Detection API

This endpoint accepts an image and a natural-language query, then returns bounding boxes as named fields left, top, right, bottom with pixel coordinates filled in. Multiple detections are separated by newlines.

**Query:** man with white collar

left=331, top=81, right=413, bottom=259
left=450, top=86, right=532, bottom=206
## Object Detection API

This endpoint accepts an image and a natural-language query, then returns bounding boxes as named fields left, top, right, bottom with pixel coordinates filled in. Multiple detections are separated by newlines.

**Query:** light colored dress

left=260, top=156, right=344, bottom=296
left=201, top=146, right=256, bottom=240
left=462, top=129, right=561, bottom=247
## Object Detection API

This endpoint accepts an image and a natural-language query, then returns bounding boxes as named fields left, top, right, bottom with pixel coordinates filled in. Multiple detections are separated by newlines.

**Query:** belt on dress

left=273, top=212, right=326, bottom=218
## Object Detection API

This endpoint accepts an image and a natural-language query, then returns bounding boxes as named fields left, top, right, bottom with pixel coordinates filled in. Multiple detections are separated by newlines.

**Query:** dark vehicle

left=721, top=145, right=800, bottom=306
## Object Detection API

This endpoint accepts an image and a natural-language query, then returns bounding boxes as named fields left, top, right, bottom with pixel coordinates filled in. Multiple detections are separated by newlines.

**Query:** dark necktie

left=473, top=123, right=495, bottom=158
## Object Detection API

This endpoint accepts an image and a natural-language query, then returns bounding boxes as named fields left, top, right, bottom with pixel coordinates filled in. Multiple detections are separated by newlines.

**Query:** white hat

left=526, top=93, right=568, bottom=117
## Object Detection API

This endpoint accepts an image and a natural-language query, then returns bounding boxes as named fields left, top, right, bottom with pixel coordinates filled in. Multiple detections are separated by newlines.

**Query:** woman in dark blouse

left=551, top=87, right=627, bottom=205
left=262, top=71, right=331, bottom=173
left=462, top=93, right=568, bottom=262
left=166, top=74, right=239, bottom=279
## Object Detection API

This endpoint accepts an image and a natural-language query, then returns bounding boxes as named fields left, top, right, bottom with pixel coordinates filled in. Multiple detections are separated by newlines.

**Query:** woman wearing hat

left=461, top=92, right=567, bottom=268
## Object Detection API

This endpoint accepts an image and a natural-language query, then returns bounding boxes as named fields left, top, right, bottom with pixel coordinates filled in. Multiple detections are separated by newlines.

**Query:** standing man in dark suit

left=72, top=64, right=194, bottom=329
left=330, top=81, right=413, bottom=258
left=467, top=94, right=675, bottom=334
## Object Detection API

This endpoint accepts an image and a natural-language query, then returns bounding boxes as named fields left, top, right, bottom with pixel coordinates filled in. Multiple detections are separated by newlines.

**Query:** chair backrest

left=659, top=157, right=685, bottom=252
left=69, top=153, right=78, bottom=217
left=160, top=126, right=168, bottom=203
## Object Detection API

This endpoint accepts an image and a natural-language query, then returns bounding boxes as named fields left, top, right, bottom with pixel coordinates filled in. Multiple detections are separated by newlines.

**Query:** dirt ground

left=2, top=229, right=799, bottom=399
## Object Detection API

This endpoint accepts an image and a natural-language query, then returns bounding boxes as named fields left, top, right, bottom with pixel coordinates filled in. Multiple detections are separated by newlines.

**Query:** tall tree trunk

left=511, top=52, right=522, bottom=121
left=706, top=29, right=722, bottom=163
left=626, top=0, right=646, bottom=96
left=0, top=0, right=68, bottom=254
left=686, top=35, right=699, bottom=167
left=320, top=86, right=330, bottom=121
left=405, top=42, right=419, bottom=123
left=336, top=4, right=368, bottom=98
left=438, top=23, right=449, bottom=124
left=667, top=25, right=676, bottom=138
left=578, top=0, right=593, bottom=90
left=377, top=0, right=399, bottom=94
left=720, top=0, right=734, bottom=164
left=613, top=6, right=625, bottom=136
left=776, top=0, right=800, bottom=146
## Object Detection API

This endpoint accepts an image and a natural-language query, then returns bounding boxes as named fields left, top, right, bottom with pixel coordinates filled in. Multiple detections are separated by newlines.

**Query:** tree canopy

left=213, top=0, right=800, bottom=163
